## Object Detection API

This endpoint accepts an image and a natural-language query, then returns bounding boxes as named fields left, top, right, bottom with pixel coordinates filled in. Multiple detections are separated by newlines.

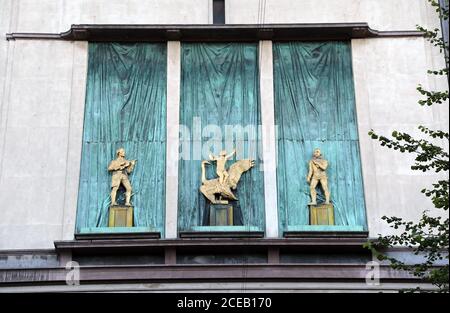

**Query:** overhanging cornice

left=5, top=23, right=423, bottom=42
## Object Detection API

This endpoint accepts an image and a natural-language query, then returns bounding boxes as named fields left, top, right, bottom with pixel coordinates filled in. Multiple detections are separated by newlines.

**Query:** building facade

left=0, top=0, right=448, bottom=292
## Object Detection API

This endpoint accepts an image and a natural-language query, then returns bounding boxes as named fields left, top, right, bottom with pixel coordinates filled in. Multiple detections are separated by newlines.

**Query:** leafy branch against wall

left=365, top=0, right=449, bottom=293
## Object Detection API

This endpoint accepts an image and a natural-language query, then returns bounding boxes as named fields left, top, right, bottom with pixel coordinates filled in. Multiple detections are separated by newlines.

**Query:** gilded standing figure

left=108, top=148, right=136, bottom=206
left=307, top=148, right=330, bottom=205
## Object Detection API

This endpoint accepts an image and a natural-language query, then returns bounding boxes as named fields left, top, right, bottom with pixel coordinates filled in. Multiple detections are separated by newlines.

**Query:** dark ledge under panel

left=74, top=231, right=161, bottom=240
left=5, top=23, right=423, bottom=42
left=283, top=231, right=369, bottom=239
left=179, top=231, right=265, bottom=239
left=54, top=237, right=372, bottom=255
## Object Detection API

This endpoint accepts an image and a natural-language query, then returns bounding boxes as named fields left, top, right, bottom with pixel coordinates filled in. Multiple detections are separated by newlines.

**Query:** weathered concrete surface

left=259, top=40, right=278, bottom=238
left=352, top=36, right=449, bottom=237
left=226, top=0, right=438, bottom=31
left=0, top=40, right=87, bottom=249
left=11, top=0, right=210, bottom=33
left=0, top=281, right=435, bottom=293
left=165, top=41, right=181, bottom=239
left=7, top=0, right=441, bottom=33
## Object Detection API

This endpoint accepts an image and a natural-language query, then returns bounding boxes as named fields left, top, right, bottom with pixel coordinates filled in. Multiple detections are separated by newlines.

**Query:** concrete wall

left=0, top=39, right=88, bottom=249
left=9, top=0, right=211, bottom=33
left=352, top=37, right=449, bottom=236
left=0, top=0, right=448, bottom=248
left=0, top=281, right=435, bottom=293
left=4, top=0, right=440, bottom=33
left=226, top=0, right=438, bottom=31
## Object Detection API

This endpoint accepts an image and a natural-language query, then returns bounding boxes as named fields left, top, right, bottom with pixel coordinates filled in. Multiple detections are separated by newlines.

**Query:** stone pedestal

left=308, top=203, right=334, bottom=225
left=109, top=205, right=133, bottom=227
left=209, top=204, right=233, bottom=226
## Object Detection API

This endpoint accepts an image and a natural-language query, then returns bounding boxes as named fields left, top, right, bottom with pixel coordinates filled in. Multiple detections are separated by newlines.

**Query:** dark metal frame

left=6, top=23, right=423, bottom=42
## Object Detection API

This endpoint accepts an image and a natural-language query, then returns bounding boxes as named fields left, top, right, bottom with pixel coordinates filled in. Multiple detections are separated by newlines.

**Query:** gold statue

left=209, top=149, right=236, bottom=185
left=307, top=148, right=330, bottom=205
left=200, top=149, right=254, bottom=204
left=108, top=148, right=136, bottom=206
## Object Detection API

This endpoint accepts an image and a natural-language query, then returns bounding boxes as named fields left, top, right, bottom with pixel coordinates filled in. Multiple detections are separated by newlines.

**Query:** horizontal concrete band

left=0, top=281, right=436, bottom=293
left=54, top=237, right=371, bottom=250
left=0, top=263, right=418, bottom=285
left=5, top=23, right=423, bottom=41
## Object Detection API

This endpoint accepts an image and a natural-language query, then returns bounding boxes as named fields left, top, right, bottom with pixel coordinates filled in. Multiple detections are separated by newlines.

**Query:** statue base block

left=209, top=204, right=233, bottom=226
left=109, top=205, right=133, bottom=227
left=308, top=203, right=334, bottom=225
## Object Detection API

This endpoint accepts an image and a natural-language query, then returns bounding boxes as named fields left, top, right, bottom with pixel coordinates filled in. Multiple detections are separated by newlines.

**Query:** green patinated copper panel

left=273, top=41, right=367, bottom=233
left=178, top=43, right=265, bottom=231
left=75, top=43, right=167, bottom=235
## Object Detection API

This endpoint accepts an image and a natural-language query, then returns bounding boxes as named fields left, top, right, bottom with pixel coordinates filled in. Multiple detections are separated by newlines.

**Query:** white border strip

left=165, top=41, right=181, bottom=239
left=259, top=40, right=279, bottom=238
